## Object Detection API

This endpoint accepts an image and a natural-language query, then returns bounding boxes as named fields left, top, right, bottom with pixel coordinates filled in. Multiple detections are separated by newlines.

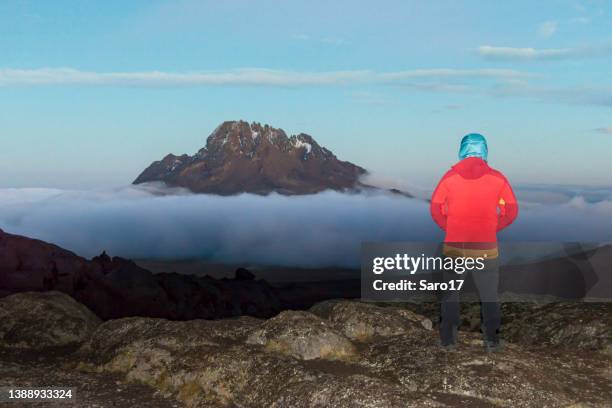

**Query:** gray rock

left=503, top=302, right=612, bottom=354
left=4, top=290, right=608, bottom=407
left=310, top=300, right=432, bottom=341
left=78, top=316, right=438, bottom=408
left=357, top=330, right=609, bottom=407
left=73, top=303, right=611, bottom=408
left=246, top=310, right=356, bottom=360
left=80, top=315, right=263, bottom=365
left=307, top=298, right=343, bottom=319
left=0, top=291, right=101, bottom=350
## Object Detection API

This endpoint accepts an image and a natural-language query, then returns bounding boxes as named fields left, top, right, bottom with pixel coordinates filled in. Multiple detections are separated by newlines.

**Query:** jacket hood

left=459, top=133, right=488, bottom=161
left=452, top=157, right=491, bottom=180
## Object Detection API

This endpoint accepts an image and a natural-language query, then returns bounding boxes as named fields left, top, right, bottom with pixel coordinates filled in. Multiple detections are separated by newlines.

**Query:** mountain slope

left=133, top=120, right=367, bottom=195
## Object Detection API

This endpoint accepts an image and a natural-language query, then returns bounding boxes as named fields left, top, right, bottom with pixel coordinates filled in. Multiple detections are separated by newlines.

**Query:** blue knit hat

left=459, top=133, right=488, bottom=161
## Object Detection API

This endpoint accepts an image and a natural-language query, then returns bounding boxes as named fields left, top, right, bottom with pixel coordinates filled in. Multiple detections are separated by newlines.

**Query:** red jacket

left=430, top=157, right=518, bottom=244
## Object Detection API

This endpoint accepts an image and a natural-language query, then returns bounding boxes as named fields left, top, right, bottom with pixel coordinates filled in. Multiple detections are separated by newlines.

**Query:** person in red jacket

left=430, top=133, right=518, bottom=352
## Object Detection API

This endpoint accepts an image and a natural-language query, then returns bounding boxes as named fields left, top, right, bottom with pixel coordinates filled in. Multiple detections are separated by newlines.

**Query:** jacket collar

left=452, top=157, right=490, bottom=179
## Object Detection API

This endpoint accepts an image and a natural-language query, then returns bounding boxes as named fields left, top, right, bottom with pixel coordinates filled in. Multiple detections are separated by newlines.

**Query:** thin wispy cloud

left=379, top=69, right=529, bottom=80
left=489, top=83, right=612, bottom=108
left=477, top=44, right=612, bottom=61
left=348, top=91, right=390, bottom=105
left=571, top=16, right=591, bottom=24
left=431, top=104, right=463, bottom=113
left=321, top=37, right=346, bottom=46
left=3, top=67, right=611, bottom=109
left=538, top=20, right=558, bottom=38
left=293, top=34, right=346, bottom=46
left=0, top=68, right=367, bottom=87
left=594, top=127, right=612, bottom=134
left=382, top=70, right=612, bottom=109
left=478, top=46, right=572, bottom=60
left=0, top=67, right=531, bottom=88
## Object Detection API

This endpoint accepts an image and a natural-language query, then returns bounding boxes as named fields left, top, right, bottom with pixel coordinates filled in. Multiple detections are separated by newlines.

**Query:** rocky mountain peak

left=134, top=120, right=367, bottom=195
left=201, top=121, right=327, bottom=161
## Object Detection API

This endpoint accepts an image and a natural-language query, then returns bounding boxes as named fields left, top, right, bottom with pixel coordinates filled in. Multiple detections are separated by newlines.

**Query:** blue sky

left=1, top=0, right=611, bottom=189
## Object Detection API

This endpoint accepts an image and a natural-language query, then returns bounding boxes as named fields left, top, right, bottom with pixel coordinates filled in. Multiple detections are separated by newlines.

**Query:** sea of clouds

left=0, top=183, right=611, bottom=268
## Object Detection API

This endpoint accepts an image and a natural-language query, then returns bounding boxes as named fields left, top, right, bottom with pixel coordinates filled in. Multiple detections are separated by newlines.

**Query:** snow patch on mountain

left=293, top=139, right=312, bottom=154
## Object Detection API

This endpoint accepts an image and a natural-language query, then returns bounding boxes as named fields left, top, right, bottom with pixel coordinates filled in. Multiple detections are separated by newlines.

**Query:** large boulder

left=78, top=316, right=262, bottom=396
left=310, top=300, right=432, bottom=341
left=246, top=310, right=356, bottom=360
left=80, top=316, right=263, bottom=363
left=0, top=291, right=101, bottom=349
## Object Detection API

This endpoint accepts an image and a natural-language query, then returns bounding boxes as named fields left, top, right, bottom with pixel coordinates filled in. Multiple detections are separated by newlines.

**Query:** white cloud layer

left=1, top=186, right=611, bottom=268
left=488, top=83, right=612, bottom=107
left=2, top=66, right=611, bottom=108
left=3, top=66, right=610, bottom=108
left=477, top=45, right=612, bottom=61
left=0, top=67, right=530, bottom=87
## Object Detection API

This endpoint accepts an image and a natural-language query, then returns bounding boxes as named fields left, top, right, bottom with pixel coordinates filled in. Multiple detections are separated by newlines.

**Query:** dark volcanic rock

left=0, top=229, right=283, bottom=321
left=234, top=267, right=255, bottom=281
left=133, top=120, right=368, bottom=195
left=0, top=228, right=95, bottom=294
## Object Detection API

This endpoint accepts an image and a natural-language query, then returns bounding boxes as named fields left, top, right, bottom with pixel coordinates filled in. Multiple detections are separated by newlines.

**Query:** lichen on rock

left=1, top=291, right=610, bottom=407
left=0, top=291, right=101, bottom=350
left=246, top=310, right=356, bottom=360
left=502, top=302, right=612, bottom=354
left=310, top=300, right=432, bottom=341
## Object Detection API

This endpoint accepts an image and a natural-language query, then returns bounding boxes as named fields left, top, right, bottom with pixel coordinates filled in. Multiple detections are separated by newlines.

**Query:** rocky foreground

left=0, top=292, right=610, bottom=407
